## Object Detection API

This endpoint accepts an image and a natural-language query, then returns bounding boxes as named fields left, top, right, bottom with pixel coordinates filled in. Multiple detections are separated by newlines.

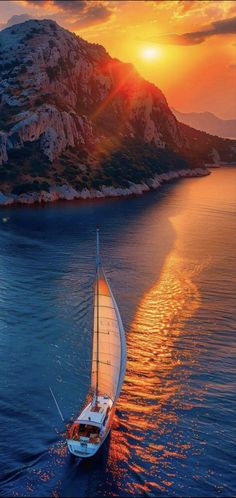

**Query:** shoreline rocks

left=0, top=167, right=209, bottom=207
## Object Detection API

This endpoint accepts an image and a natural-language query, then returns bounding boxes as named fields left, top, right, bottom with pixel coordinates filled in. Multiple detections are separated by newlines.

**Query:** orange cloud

left=151, top=16, right=236, bottom=45
left=21, top=0, right=85, bottom=9
left=70, top=4, right=113, bottom=30
left=13, top=0, right=114, bottom=32
left=20, top=0, right=114, bottom=28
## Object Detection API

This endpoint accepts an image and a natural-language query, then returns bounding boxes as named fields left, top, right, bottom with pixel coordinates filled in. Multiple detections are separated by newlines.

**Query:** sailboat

left=66, top=229, right=127, bottom=458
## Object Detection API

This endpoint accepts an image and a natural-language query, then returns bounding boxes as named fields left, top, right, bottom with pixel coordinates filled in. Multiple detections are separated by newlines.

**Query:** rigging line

left=94, top=331, right=110, bottom=335
left=93, top=360, right=111, bottom=365
left=49, top=386, right=65, bottom=423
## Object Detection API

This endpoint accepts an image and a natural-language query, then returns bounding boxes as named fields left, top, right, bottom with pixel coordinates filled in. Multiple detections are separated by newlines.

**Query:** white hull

left=67, top=396, right=115, bottom=458
left=67, top=420, right=113, bottom=458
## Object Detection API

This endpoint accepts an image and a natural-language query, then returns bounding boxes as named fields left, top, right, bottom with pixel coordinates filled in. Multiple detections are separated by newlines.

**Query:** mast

left=91, top=229, right=127, bottom=404
left=95, top=228, right=100, bottom=405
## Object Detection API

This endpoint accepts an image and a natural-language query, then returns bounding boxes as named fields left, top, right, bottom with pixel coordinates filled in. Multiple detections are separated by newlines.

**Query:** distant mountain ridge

left=0, top=19, right=235, bottom=203
left=172, top=108, right=236, bottom=139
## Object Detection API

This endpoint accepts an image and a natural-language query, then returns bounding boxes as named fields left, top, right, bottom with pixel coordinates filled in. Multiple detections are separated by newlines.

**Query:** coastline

left=0, top=167, right=209, bottom=207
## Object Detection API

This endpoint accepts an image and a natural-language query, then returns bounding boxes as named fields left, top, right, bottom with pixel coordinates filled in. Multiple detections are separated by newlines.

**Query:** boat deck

left=77, top=395, right=113, bottom=427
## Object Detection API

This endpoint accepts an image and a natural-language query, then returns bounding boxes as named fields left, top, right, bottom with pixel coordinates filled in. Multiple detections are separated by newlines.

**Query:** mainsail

left=91, top=231, right=126, bottom=402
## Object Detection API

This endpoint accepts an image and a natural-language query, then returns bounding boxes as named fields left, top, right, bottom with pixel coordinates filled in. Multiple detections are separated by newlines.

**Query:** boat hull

left=67, top=401, right=115, bottom=458
left=67, top=424, right=112, bottom=458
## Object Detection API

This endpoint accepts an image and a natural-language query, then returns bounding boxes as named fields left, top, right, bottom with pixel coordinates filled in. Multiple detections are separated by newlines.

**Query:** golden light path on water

left=106, top=212, right=207, bottom=494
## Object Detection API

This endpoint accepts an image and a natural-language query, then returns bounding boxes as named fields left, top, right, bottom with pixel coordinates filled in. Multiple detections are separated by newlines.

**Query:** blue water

left=0, top=167, right=235, bottom=497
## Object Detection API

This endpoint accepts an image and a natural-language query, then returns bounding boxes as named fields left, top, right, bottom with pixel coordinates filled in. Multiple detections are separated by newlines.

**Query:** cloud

left=151, top=0, right=236, bottom=22
left=71, top=4, right=113, bottom=29
left=20, top=0, right=113, bottom=29
left=21, top=0, right=49, bottom=6
left=172, top=0, right=202, bottom=18
left=152, top=15, right=236, bottom=45
left=21, top=0, right=89, bottom=11
left=51, top=0, right=87, bottom=12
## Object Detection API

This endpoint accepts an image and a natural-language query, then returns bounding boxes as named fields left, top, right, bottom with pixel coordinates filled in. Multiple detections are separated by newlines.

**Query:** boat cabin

left=67, top=396, right=113, bottom=444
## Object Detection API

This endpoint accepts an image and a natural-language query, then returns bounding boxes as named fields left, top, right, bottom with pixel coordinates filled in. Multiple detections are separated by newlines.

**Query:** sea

left=0, top=167, right=235, bottom=497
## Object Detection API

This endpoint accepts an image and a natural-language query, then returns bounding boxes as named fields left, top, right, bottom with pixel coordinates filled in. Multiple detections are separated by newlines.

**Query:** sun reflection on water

left=107, top=241, right=202, bottom=492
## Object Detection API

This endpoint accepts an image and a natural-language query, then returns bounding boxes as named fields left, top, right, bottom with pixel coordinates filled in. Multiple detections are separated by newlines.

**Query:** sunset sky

left=0, top=0, right=235, bottom=119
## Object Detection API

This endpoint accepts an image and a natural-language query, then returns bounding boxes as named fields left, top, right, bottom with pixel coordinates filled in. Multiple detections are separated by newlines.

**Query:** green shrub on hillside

left=100, top=138, right=188, bottom=186
left=12, top=181, right=50, bottom=195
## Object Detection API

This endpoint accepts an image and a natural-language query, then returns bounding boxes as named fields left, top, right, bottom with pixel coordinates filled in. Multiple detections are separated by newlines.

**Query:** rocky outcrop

left=0, top=19, right=105, bottom=164
left=1, top=105, right=96, bottom=163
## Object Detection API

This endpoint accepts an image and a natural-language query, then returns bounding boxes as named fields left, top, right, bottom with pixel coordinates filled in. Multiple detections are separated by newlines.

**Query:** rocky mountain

left=172, top=108, right=236, bottom=140
left=0, top=19, right=235, bottom=203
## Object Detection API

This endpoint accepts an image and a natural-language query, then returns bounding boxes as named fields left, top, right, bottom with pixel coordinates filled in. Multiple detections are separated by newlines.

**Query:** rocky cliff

left=0, top=19, right=235, bottom=202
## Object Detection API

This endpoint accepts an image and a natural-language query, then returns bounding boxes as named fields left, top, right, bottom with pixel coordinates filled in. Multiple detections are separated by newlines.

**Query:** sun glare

left=140, top=46, right=163, bottom=61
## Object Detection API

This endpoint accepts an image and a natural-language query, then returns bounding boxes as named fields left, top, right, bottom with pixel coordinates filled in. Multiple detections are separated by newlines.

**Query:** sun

left=140, top=45, right=163, bottom=61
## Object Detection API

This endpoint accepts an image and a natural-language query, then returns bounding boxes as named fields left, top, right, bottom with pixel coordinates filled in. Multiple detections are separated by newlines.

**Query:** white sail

left=91, top=269, right=126, bottom=402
